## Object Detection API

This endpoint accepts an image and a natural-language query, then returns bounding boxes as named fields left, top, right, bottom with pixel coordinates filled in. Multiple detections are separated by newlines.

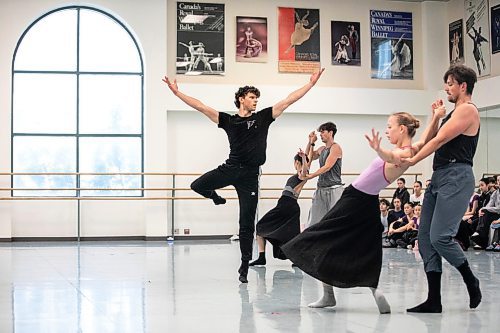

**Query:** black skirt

left=256, top=195, right=301, bottom=260
left=281, top=185, right=383, bottom=288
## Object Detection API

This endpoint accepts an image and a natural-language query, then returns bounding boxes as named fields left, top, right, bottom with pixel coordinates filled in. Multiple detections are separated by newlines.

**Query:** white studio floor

left=0, top=240, right=499, bottom=333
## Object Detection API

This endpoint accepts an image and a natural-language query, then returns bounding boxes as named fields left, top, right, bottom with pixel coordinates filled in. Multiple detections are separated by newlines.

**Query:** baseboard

left=5, top=235, right=234, bottom=242
left=173, top=235, right=232, bottom=240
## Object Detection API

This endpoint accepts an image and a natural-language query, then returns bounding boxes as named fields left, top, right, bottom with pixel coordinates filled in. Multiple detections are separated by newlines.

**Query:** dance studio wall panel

left=1, top=0, right=500, bottom=239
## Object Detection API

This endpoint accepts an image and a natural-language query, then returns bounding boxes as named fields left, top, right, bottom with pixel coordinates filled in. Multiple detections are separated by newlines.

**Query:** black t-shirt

left=388, top=209, right=405, bottom=224
left=218, top=107, right=275, bottom=167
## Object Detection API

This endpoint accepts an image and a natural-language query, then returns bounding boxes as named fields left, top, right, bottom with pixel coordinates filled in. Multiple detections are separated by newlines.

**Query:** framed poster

left=464, top=0, right=490, bottom=77
left=449, top=19, right=465, bottom=65
left=176, top=2, right=225, bottom=75
left=491, top=3, right=500, bottom=54
left=370, top=10, right=413, bottom=80
left=278, top=7, right=320, bottom=73
left=236, top=16, right=268, bottom=63
left=331, top=21, right=361, bottom=66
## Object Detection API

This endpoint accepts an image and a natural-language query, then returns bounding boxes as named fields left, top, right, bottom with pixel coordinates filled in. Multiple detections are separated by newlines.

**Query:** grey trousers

left=418, top=164, right=474, bottom=272
left=307, top=186, right=344, bottom=227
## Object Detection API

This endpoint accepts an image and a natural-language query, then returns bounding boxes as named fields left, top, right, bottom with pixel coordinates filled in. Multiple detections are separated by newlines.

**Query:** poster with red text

left=278, top=7, right=320, bottom=73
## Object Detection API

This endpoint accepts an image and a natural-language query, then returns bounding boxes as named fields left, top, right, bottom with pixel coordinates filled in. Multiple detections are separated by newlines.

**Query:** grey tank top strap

left=318, top=146, right=343, bottom=188
left=282, top=174, right=302, bottom=199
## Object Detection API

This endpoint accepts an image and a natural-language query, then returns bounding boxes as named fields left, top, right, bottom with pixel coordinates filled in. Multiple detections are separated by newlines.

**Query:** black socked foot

left=249, top=257, right=266, bottom=266
left=238, top=261, right=249, bottom=283
left=212, top=195, right=226, bottom=205
left=407, top=301, right=442, bottom=313
left=468, top=277, right=482, bottom=309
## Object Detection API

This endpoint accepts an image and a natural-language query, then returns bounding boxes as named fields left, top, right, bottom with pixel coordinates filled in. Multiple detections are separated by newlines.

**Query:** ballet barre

left=0, top=171, right=422, bottom=240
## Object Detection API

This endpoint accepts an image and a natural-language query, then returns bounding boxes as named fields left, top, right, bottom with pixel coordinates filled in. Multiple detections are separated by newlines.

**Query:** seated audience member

left=410, top=180, right=424, bottom=205
left=391, top=177, right=410, bottom=208
left=388, top=197, right=405, bottom=224
left=385, top=202, right=417, bottom=248
left=471, top=175, right=500, bottom=249
left=455, top=178, right=490, bottom=251
left=380, top=199, right=391, bottom=237
left=409, top=204, right=422, bottom=249
left=486, top=220, right=500, bottom=251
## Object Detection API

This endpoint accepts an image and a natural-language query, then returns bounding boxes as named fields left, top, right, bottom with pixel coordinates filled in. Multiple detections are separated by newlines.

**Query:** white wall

left=1, top=0, right=499, bottom=239
left=167, top=111, right=427, bottom=236
left=0, top=0, right=168, bottom=239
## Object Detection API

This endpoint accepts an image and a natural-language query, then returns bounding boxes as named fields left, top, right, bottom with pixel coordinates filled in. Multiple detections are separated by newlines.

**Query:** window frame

left=11, top=5, right=145, bottom=197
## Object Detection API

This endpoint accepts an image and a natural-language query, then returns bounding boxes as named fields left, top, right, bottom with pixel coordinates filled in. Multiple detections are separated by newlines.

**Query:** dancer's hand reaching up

left=162, top=76, right=179, bottom=95
left=309, top=68, right=325, bottom=86
left=365, top=128, right=382, bottom=152
left=309, top=131, right=318, bottom=144
left=431, top=99, right=447, bottom=119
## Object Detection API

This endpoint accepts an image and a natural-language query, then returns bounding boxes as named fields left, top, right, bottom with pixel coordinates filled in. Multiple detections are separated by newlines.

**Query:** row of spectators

left=380, top=175, right=500, bottom=252
left=456, top=175, right=500, bottom=251
left=381, top=177, right=423, bottom=249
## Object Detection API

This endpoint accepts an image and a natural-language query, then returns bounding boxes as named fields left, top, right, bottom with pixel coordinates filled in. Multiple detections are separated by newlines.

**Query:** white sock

left=370, top=287, right=391, bottom=314
left=308, top=283, right=336, bottom=308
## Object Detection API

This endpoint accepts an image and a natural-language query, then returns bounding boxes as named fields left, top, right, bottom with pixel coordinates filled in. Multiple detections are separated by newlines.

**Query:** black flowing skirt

left=281, top=185, right=383, bottom=288
left=256, top=195, right=301, bottom=260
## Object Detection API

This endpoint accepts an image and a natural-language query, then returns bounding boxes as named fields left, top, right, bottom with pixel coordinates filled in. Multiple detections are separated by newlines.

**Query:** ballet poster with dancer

left=449, top=19, right=465, bottom=65
left=236, top=16, right=267, bottom=63
left=370, top=10, right=413, bottom=80
left=278, top=7, right=320, bottom=73
left=176, top=2, right=224, bottom=75
left=492, top=3, right=500, bottom=54
left=464, top=0, right=490, bottom=77
left=331, top=21, right=361, bottom=66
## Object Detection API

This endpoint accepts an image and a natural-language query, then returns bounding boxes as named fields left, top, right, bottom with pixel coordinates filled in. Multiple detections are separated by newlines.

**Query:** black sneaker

left=396, top=239, right=407, bottom=248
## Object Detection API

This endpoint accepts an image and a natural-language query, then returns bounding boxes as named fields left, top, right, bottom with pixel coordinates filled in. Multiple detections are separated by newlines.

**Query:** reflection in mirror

left=475, top=105, right=500, bottom=180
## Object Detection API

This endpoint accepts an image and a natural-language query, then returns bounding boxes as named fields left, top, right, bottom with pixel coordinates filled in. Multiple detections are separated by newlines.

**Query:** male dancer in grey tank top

left=301, top=121, right=343, bottom=308
left=303, top=122, right=343, bottom=227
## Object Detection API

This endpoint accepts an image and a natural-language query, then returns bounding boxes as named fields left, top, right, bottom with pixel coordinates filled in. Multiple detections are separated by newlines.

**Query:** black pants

left=191, top=163, right=260, bottom=261
left=455, top=219, right=474, bottom=249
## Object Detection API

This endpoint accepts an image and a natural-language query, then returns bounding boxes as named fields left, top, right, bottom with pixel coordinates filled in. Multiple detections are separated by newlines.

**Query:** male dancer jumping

left=162, top=69, right=324, bottom=283
left=401, top=64, right=481, bottom=313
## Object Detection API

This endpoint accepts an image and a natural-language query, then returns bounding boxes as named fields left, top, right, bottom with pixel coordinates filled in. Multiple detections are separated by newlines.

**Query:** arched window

left=12, top=6, right=144, bottom=197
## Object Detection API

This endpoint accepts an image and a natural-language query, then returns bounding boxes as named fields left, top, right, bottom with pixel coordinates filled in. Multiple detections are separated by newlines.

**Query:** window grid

left=11, top=6, right=144, bottom=197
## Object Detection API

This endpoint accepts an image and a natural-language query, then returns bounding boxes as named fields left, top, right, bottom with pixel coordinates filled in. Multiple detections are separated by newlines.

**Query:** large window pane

left=79, top=137, right=141, bottom=196
left=79, top=75, right=142, bottom=134
left=13, top=137, right=77, bottom=196
left=14, top=9, right=77, bottom=71
left=13, top=73, right=77, bottom=134
left=79, top=10, right=141, bottom=72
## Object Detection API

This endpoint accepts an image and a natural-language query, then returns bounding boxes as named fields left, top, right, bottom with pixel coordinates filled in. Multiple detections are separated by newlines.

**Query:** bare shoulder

left=453, top=102, right=479, bottom=135
left=331, top=142, right=342, bottom=156
left=454, top=102, right=478, bottom=116
left=392, top=147, right=413, bottom=159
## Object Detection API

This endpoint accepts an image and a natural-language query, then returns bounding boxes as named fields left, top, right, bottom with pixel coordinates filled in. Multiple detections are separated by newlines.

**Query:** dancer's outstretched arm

left=365, top=129, right=407, bottom=164
left=272, top=68, right=324, bottom=119
left=162, top=76, right=219, bottom=124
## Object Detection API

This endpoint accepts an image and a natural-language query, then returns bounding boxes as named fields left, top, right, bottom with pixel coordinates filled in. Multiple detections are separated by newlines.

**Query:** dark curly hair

left=234, top=86, right=260, bottom=108
left=443, top=64, right=477, bottom=95
left=317, top=122, right=337, bottom=136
